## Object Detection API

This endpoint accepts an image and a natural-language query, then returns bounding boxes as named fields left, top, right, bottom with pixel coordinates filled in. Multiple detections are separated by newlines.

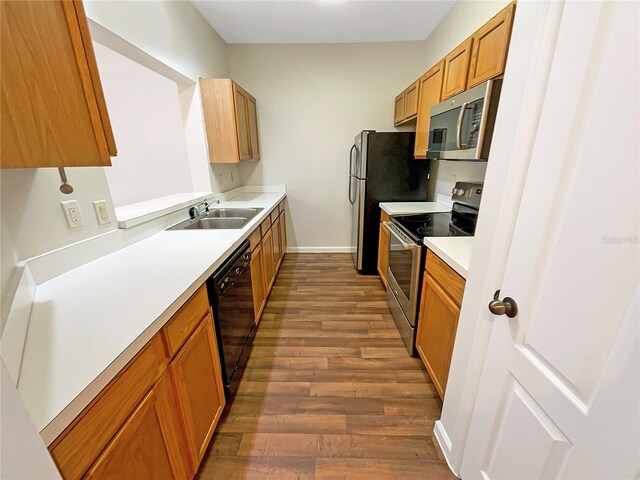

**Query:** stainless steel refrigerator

left=349, top=131, right=431, bottom=274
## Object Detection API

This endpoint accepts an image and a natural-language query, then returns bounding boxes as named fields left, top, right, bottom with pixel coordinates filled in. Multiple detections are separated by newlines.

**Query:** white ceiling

left=191, top=1, right=456, bottom=44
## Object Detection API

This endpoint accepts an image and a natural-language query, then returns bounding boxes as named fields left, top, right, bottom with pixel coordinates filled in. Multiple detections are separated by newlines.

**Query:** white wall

left=229, top=41, right=428, bottom=250
left=95, top=42, right=194, bottom=207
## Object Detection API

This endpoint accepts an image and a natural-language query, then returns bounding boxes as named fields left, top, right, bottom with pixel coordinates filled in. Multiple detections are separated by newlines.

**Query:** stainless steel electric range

left=384, top=182, right=483, bottom=354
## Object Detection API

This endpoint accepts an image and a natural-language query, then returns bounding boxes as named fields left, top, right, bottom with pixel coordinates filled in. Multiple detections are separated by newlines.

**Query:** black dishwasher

left=207, top=240, right=255, bottom=400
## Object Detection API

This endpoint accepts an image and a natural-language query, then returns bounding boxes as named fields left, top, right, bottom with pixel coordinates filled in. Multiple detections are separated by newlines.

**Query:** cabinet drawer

left=270, top=209, right=279, bottom=225
left=425, top=250, right=465, bottom=307
left=380, top=210, right=390, bottom=222
left=50, top=336, right=166, bottom=480
left=279, top=200, right=285, bottom=213
left=260, top=217, right=271, bottom=237
left=162, top=285, right=210, bottom=357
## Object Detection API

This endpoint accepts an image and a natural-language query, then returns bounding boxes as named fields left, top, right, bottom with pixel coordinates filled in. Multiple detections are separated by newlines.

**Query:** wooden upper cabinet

left=394, top=94, right=405, bottom=125
left=414, top=61, right=445, bottom=158
left=467, top=3, right=515, bottom=88
left=247, top=96, right=260, bottom=160
left=393, top=81, right=419, bottom=126
left=403, top=81, right=419, bottom=120
left=441, top=38, right=473, bottom=100
left=1, top=0, right=116, bottom=169
left=200, top=78, right=260, bottom=163
left=233, top=85, right=252, bottom=161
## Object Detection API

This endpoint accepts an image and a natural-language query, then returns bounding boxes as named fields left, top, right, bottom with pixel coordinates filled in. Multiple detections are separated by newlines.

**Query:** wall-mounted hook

left=58, top=167, right=74, bottom=194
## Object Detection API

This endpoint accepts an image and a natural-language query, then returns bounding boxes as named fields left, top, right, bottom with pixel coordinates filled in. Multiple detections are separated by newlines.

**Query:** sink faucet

left=189, top=201, right=209, bottom=219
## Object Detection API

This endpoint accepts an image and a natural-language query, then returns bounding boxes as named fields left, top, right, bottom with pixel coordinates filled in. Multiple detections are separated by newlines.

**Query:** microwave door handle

left=456, top=101, right=470, bottom=149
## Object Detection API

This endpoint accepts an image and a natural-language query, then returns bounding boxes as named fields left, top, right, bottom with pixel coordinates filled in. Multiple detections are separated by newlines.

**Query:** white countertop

left=379, top=201, right=451, bottom=216
left=17, top=190, right=285, bottom=445
left=423, top=237, right=474, bottom=279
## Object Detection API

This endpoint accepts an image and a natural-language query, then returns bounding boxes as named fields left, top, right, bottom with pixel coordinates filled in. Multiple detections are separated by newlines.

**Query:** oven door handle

left=383, top=222, right=419, bottom=250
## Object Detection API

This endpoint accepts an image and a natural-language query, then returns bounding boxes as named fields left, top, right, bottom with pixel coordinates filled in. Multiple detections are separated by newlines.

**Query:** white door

left=460, top=1, right=639, bottom=479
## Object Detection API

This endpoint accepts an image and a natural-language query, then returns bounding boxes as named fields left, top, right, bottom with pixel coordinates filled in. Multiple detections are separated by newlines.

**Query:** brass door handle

left=489, top=290, right=518, bottom=318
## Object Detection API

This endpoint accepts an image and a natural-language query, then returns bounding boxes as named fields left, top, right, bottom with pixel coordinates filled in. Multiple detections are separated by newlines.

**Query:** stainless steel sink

left=182, top=217, right=249, bottom=230
left=206, top=208, right=262, bottom=219
left=168, top=207, right=263, bottom=230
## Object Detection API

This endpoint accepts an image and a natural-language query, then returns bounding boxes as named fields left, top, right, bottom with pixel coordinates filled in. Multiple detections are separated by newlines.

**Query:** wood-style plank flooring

left=197, top=253, right=455, bottom=479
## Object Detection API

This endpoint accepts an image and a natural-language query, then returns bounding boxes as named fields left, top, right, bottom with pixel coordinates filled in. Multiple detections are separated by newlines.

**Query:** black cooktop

left=390, top=202, right=478, bottom=244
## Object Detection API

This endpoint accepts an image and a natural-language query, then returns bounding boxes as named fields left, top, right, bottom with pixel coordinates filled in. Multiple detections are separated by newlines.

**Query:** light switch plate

left=61, top=200, right=83, bottom=229
left=93, top=200, right=111, bottom=225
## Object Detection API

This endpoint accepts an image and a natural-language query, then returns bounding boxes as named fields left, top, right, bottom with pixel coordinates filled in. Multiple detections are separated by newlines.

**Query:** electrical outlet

left=61, top=200, right=83, bottom=229
left=93, top=200, right=111, bottom=225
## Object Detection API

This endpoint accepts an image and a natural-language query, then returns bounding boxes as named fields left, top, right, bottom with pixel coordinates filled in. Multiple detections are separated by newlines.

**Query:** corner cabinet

left=1, top=0, right=117, bottom=168
left=199, top=78, right=260, bottom=163
left=49, top=284, right=225, bottom=480
left=416, top=250, right=466, bottom=400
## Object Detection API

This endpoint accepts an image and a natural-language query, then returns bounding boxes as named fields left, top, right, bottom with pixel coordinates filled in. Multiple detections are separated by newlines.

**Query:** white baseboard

left=286, top=246, right=354, bottom=253
left=434, top=420, right=460, bottom=478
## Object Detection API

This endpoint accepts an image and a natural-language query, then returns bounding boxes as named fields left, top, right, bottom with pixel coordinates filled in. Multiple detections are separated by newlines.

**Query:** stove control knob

left=452, top=188, right=465, bottom=196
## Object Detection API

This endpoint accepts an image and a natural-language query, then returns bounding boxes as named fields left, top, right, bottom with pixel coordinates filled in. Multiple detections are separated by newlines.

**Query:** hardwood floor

left=197, top=254, right=455, bottom=479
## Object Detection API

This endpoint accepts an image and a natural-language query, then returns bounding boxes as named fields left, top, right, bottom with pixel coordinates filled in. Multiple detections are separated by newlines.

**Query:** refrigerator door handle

left=349, top=145, right=357, bottom=177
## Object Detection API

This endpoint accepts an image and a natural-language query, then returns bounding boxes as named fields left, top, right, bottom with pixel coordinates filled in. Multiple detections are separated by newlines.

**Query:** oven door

left=384, top=222, right=422, bottom=326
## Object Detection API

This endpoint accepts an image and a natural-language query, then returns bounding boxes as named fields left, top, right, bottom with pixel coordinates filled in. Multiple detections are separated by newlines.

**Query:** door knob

left=489, top=290, right=518, bottom=318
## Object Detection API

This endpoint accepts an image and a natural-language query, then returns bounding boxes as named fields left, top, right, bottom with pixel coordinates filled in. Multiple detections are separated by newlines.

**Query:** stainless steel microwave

left=427, top=79, right=502, bottom=161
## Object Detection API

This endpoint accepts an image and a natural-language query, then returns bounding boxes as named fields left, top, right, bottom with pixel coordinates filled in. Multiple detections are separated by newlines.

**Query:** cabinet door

left=250, top=243, right=266, bottom=324
left=233, top=85, right=252, bottom=161
left=403, top=81, right=419, bottom=120
left=467, top=3, right=515, bottom=88
left=272, top=214, right=282, bottom=271
left=262, top=228, right=275, bottom=293
left=442, top=38, right=472, bottom=100
left=1, top=0, right=116, bottom=168
left=414, top=61, right=445, bottom=158
left=85, top=389, right=175, bottom=480
left=377, top=222, right=390, bottom=287
left=247, top=96, right=260, bottom=160
left=416, top=274, right=460, bottom=400
left=280, top=211, right=287, bottom=256
left=170, top=317, right=226, bottom=467
left=393, top=94, right=405, bottom=125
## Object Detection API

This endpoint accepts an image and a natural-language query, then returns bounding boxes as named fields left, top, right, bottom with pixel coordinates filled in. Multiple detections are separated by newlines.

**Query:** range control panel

left=451, top=182, right=483, bottom=209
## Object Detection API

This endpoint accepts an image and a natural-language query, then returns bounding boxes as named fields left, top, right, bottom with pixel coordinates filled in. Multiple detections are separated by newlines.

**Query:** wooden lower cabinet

left=377, top=211, right=390, bottom=287
left=262, top=227, right=275, bottom=292
left=85, top=388, right=175, bottom=480
left=250, top=242, right=267, bottom=324
left=169, top=316, right=226, bottom=468
left=415, top=251, right=466, bottom=400
left=49, top=285, right=225, bottom=480
left=272, top=214, right=281, bottom=270
left=248, top=201, right=286, bottom=325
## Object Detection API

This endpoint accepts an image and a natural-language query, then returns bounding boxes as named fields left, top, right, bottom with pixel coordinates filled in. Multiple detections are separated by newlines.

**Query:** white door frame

left=433, top=1, right=575, bottom=474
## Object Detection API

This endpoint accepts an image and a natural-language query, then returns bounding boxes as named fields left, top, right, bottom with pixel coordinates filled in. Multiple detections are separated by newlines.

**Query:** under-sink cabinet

left=249, top=200, right=287, bottom=325
left=1, top=0, right=117, bottom=168
left=199, top=78, right=260, bottom=163
left=48, top=284, right=225, bottom=480
left=415, top=250, right=466, bottom=400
